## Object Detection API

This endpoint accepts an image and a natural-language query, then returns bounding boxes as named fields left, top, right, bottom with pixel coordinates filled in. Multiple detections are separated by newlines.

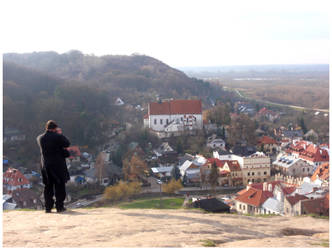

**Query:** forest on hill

left=3, top=51, right=236, bottom=167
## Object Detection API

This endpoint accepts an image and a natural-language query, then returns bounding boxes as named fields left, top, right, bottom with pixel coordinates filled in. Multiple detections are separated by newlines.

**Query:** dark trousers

left=44, top=172, right=66, bottom=210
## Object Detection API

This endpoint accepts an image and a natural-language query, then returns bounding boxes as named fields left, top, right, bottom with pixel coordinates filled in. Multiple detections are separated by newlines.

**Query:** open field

left=3, top=207, right=329, bottom=247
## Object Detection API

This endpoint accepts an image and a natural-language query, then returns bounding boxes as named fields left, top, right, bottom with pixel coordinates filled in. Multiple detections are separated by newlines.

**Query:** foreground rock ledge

left=3, top=208, right=329, bottom=248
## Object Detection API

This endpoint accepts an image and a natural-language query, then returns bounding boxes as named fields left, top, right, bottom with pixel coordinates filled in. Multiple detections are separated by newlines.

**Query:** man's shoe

left=56, top=207, right=67, bottom=213
left=45, top=209, right=52, bottom=213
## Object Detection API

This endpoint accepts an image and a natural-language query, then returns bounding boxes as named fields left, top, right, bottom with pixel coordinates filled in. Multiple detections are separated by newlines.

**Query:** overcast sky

left=1, top=0, right=329, bottom=67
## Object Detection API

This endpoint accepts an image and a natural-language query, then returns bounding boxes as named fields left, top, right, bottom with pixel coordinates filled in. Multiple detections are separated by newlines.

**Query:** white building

left=272, top=154, right=314, bottom=177
left=144, top=99, right=203, bottom=137
left=115, top=97, right=124, bottom=106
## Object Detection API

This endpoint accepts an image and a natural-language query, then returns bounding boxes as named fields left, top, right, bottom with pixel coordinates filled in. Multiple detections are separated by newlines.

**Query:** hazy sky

left=1, top=0, right=329, bottom=67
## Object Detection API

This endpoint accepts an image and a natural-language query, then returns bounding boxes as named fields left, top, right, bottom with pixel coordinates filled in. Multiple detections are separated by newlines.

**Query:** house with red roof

left=3, top=168, right=31, bottom=193
left=311, top=162, right=329, bottom=184
left=286, top=141, right=329, bottom=167
left=257, top=136, right=279, bottom=155
left=205, top=158, right=243, bottom=187
left=235, top=180, right=297, bottom=215
left=256, top=107, right=280, bottom=122
left=284, top=194, right=308, bottom=216
left=144, top=99, right=203, bottom=137
left=66, top=146, right=81, bottom=163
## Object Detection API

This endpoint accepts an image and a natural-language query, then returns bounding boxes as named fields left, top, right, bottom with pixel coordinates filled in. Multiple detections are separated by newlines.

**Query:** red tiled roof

left=285, top=194, right=308, bottom=206
left=206, top=158, right=241, bottom=172
left=288, top=141, right=329, bottom=163
left=311, top=162, right=329, bottom=182
left=258, top=136, right=277, bottom=145
left=299, top=144, right=329, bottom=163
left=237, top=189, right=248, bottom=196
left=3, top=168, right=30, bottom=186
left=149, top=100, right=202, bottom=115
left=67, top=146, right=81, bottom=158
left=249, top=181, right=297, bottom=195
left=282, top=186, right=297, bottom=195
left=235, top=187, right=272, bottom=207
left=258, top=107, right=268, bottom=114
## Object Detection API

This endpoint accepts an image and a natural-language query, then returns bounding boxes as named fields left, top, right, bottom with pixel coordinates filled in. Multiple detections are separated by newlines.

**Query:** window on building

left=166, top=119, right=169, bottom=124
left=303, top=168, right=305, bottom=172
left=160, top=119, right=163, bottom=125
left=252, top=172, right=255, bottom=176
left=181, top=117, right=183, bottom=122
left=19, top=178, right=22, bottom=182
left=248, top=172, right=250, bottom=176
left=239, top=204, right=242, bottom=209
left=258, top=172, right=261, bottom=176
left=154, top=119, right=157, bottom=125
left=243, top=205, right=246, bottom=210
left=307, top=168, right=309, bottom=172
left=264, top=171, right=267, bottom=175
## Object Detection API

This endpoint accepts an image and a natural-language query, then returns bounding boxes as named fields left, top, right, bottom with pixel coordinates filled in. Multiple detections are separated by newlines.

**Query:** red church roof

left=149, top=100, right=202, bottom=115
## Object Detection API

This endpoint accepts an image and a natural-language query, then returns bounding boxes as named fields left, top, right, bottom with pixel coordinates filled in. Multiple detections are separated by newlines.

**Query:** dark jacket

left=37, top=131, right=71, bottom=184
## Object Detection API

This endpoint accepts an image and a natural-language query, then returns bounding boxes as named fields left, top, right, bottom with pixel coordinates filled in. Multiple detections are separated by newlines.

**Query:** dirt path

left=3, top=208, right=329, bottom=247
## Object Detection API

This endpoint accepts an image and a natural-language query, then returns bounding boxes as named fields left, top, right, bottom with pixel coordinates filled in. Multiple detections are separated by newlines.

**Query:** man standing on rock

left=37, top=120, right=71, bottom=213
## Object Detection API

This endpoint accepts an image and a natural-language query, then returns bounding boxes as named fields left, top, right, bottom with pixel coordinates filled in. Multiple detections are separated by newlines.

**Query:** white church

left=144, top=99, right=203, bottom=138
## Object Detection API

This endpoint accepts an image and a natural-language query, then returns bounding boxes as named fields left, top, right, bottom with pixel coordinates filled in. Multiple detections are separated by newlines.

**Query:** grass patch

left=243, top=213, right=280, bottom=217
left=118, top=197, right=185, bottom=209
left=310, top=239, right=329, bottom=248
left=200, top=239, right=216, bottom=247
left=4, top=208, right=37, bottom=212
left=302, top=214, right=329, bottom=220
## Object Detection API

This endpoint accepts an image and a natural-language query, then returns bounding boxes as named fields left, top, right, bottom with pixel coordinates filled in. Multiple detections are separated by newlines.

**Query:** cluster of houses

left=3, top=167, right=43, bottom=210
left=233, top=138, right=329, bottom=216
left=234, top=176, right=329, bottom=216
left=151, top=149, right=272, bottom=188
left=3, top=144, right=123, bottom=210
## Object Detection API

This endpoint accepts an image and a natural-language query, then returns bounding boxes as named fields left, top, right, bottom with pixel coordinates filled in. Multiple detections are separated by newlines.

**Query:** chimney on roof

left=246, top=183, right=251, bottom=190
left=263, top=182, right=268, bottom=191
